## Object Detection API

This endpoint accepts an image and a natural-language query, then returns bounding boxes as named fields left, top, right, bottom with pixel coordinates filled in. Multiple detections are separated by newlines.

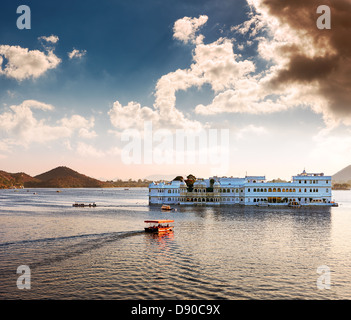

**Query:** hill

left=0, top=171, right=40, bottom=189
left=26, top=166, right=112, bottom=188
left=0, top=166, right=154, bottom=189
left=332, top=165, right=351, bottom=184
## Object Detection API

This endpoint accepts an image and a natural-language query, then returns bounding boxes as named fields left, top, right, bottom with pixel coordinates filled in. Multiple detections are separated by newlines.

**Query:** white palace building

left=148, top=170, right=337, bottom=207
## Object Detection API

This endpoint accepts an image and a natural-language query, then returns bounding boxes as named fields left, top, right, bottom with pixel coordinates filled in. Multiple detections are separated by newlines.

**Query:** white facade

left=148, top=171, right=334, bottom=206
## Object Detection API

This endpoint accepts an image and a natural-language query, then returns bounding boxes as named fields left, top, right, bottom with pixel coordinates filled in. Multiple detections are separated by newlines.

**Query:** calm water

left=0, top=188, right=350, bottom=299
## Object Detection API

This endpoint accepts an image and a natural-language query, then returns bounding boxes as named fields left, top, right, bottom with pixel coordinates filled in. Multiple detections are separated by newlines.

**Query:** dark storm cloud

left=262, top=0, right=351, bottom=119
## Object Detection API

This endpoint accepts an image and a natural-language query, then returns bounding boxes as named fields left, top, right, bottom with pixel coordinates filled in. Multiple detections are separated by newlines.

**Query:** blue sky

left=1, top=0, right=350, bottom=180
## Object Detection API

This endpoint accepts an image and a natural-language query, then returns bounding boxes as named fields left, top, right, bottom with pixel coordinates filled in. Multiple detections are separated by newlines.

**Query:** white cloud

left=59, top=114, right=94, bottom=130
left=173, top=15, right=208, bottom=44
left=191, top=38, right=255, bottom=92
left=108, top=101, right=160, bottom=131
left=235, top=124, right=268, bottom=139
left=0, top=100, right=97, bottom=147
left=108, top=16, right=258, bottom=133
left=209, top=0, right=350, bottom=127
left=230, top=8, right=266, bottom=37
left=78, top=128, right=97, bottom=139
left=76, top=142, right=104, bottom=158
left=68, top=49, right=87, bottom=59
left=74, top=143, right=121, bottom=158
left=63, top=140, right=73, bottom=151
left=195, top=76, right=288, bottom=115
left=59, top=114, right=97, bottom=139
left=38, top=35, right=59, bottom=44
left=192, top=3, right=335, bottom=121
left=0, top=45, right=61, bottom=81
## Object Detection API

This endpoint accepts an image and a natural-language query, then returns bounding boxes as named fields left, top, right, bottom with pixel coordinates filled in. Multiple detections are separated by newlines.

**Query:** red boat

left=144, top=220, right=174, bottom=233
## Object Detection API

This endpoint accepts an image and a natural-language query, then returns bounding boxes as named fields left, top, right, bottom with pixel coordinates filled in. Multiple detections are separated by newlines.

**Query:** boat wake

left=0, top=230, right=145, bottom=274
left=31, top=230, right=145, bottom=269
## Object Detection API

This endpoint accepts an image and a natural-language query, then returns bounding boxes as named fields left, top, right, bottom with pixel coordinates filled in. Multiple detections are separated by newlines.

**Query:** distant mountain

left=332, top=165, right=351, bottom=183
left=26, top=166, right=111, bottom=188
left=0, top=171, right=40, bottom=189
left=0, top=166, right=153, bottom=189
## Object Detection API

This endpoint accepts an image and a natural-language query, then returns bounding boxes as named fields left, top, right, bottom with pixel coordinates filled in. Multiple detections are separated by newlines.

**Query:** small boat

left=256, top=202, right=269, bottom=207
left=331, top=201, right=339, bottom=207
left=289, top=201, right=301, bottom=208
left=144, top=220, right=174, bottom=233
left=72, top=202, right=96, bottom=207
left=161, top=205, right=172, bottom=211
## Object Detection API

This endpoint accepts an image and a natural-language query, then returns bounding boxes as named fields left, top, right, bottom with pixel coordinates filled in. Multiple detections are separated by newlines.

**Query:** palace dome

left=213, top=181, right=220, bottom=187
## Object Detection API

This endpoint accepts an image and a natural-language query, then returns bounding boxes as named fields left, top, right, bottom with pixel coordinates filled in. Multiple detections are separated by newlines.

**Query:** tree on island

left=332, top=183, right=351, bottom=190
left=185, top=174, right=196, bottom=192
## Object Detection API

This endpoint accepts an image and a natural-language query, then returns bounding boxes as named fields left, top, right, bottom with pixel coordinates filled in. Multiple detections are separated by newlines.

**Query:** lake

left=0, top=188, right=350, bottom=299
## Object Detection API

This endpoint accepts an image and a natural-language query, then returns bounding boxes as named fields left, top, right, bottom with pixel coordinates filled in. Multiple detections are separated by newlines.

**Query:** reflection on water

left=0, top=188, right=350, bottom=299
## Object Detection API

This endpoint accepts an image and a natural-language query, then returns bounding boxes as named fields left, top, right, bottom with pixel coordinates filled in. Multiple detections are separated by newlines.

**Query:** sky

left=1, top=0, right=351, bottom=181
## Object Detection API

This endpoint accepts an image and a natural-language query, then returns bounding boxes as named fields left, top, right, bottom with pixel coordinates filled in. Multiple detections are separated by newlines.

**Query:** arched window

left=278, top=188, right=281, bottom=192
left=273, top=188, right=276, bottom=192
left=268, top=188, right=272, bottom=192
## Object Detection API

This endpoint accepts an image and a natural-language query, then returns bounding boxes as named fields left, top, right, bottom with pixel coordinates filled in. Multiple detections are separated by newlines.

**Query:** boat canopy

left=144, top=220, right=174, bottom=223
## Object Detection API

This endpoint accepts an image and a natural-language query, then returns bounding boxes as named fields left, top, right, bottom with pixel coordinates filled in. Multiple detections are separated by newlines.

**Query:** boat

left=289, top=201, right=301, bottom=208
left=161, top=205, right=172, bottom=211
left=72, top=202, right=96, bottom=207
left=256, top=202, right=269, bottom=207
left=144, top=220, right=174, bottom=233
left=331, top=201, right=339, bottom=207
